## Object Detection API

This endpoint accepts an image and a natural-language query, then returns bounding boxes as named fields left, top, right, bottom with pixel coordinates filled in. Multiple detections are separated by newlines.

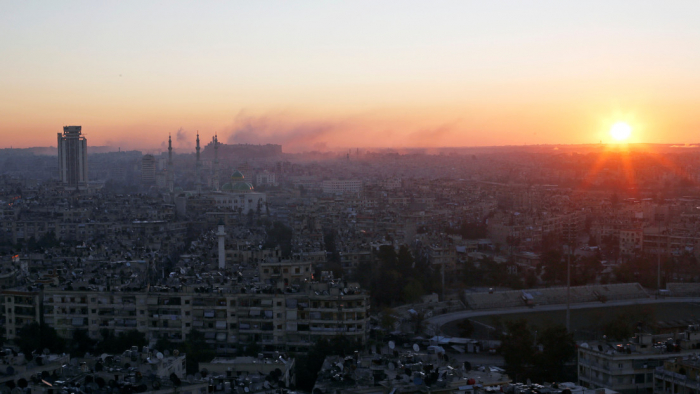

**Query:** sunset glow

left=1, top=2, right=700, bottom=151
left=610, top=122, right=632, bottom=142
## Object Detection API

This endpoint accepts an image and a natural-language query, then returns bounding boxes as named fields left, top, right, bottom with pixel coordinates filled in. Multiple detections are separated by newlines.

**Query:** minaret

left=217, top=220, right=226, bottom=269
left=213, top=135, right=220, bottom=191
left=195, top=132, right=202, bottom=193
left=166, top=134, right=174, bottom=192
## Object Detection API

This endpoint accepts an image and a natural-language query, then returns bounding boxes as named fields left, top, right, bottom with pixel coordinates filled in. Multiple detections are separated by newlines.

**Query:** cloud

left=223, top=111, right=464, bottom=152
left=225, top=112, right=348, bottom=152
left=174, top=127, right=193, bottom=150
left=406, top=121, right=461, bottom=146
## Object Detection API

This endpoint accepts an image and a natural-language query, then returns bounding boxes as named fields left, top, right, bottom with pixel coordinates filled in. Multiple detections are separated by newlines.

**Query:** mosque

left=211, top=170, right=266, bottom=213
left=164, top=133, right=266, bottom=215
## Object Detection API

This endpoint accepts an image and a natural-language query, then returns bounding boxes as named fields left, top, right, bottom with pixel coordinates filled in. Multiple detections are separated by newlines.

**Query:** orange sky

left=1, top=2, right=699, bottom=152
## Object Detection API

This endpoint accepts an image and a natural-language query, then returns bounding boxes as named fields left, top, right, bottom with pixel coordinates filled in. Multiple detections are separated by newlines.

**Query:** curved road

left=428, top=297, right=700, bottom=332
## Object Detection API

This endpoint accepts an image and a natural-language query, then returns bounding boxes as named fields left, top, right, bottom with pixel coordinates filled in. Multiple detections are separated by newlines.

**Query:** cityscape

left=2, top=2, right=700, bottom=394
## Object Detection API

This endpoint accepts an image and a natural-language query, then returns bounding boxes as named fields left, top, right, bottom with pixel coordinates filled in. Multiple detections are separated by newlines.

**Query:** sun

left=610, top=122, right=632, bottom=141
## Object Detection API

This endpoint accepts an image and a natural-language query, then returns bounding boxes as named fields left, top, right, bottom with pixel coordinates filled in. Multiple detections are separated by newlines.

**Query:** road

left=427, top=296, right=700, bottom=333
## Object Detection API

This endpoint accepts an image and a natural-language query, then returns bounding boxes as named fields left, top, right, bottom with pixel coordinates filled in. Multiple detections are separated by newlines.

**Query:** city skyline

left=2, top=1, right=700, bottom=151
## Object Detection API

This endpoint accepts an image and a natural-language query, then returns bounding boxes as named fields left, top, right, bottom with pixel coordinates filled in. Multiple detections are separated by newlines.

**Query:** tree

left=499, top=319, right=535, bottom=382
left=534, top=325, right=576, bottom=382
left=179, top=329, right=215, bottom=375
left=69, top=329, right=96, bottom=357
left=15, top=323, right=66, bottom=359
left=294, top=336, right=361, bottom=391
left=380, top=308, right=398, bottom=331
left=402, top=279, right=425, bottom=304
left=541, top=250, right=565, bottom=284
left=604, top=315, right=633, bottom=341
left=456, top=319, right=474, bottom=338
left=95, top=329, right=146, bottom=354
left=376, top=245, right=398, bottom=270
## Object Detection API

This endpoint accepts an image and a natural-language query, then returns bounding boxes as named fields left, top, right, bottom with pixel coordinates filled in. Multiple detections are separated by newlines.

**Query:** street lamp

left=566, top=243, right=571, bottom=333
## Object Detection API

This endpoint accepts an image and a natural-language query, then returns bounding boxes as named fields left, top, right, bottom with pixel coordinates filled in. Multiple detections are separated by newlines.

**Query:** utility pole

left=441, top=262, right=445, bottom=302
left=566, top=244, right=571, bottom=333
left=657, top=248, right=661, bottom=295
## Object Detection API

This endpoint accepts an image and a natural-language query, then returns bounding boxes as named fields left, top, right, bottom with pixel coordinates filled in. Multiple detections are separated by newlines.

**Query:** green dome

left=231, top=182, right=254, bottom=191
left=221, top=183, right=234, bottom=191
left=221, top=181, right=254, bottom=192
left=231, top=170, right=245, bottom=181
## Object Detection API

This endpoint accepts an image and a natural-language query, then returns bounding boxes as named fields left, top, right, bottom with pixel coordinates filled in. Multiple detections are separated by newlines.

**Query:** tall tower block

left=195, top=132, right=202, bottom=193
left=217, top=220, right=226, bottom=269
left=57, top=125, right=88, bottom=190
left=166, top=134, right=174, bottom=192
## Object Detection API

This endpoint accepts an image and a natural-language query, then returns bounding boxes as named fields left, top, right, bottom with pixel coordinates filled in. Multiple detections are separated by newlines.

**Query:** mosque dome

left=230, top=170, right=245, bottom=181
left=231, top=182, right=254, bottom=192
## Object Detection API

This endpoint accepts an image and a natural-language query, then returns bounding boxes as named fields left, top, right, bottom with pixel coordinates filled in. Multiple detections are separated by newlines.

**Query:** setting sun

left=610, top=122, right=632, bottom=141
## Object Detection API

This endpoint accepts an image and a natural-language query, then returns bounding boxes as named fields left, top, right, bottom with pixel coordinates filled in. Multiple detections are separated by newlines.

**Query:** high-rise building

left=141, top=154, right=156, bottom=185
left=57, top=125, right=88, bottom=190
left=166, top=134, right=174, bottom=192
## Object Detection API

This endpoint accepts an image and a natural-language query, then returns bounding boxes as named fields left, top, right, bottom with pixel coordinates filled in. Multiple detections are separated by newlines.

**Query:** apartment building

left=321, top=179, right=362, bottom=195
left=3, top=277, right=369, bottom=355
left=579, top=330, right=700, bottom=394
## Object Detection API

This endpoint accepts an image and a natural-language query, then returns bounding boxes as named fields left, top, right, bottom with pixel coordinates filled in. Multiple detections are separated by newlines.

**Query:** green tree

left=541, top=250, right=565, bottom=284
left=456, top=319, right=474, bottom=337
left=402, top=279, right=425, bottom=303
left=97, top=329, right=147, bottom=354
left=15, top=323, right=66, bottom=359
left=603, top=315, right=633, bottom=341
left=499, top=319, right=535, bottom=382
left=380, top=308, right=398, bottom=331
left=178, top=329, right=215, bottom=375
left=69, top=329, right=96, bottom=357
left=534, top=325, right=576, bottom=382
left=294, top=336, right=362, bottom=391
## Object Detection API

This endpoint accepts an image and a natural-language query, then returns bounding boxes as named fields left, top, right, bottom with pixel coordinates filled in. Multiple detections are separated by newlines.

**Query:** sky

left=1, top=1, right=699, bottom=152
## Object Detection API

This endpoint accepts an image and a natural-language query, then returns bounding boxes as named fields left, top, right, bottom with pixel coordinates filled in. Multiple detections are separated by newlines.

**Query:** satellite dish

left=195, top=373, right=202, bottom=380
left=389, top=341, right=395, bottom=350
left=156, top=352, right=164, bottom=360
left=413, top=344, right=420, bottom=352
left=187, top=375, right=194, bottom=383
left=244, top=387, right=250, bottom=393
left=163, top=350, right=171, bottom=357
left=173, top=349, right=180, bottom=357
left=388, top=362, right=396, bottom=371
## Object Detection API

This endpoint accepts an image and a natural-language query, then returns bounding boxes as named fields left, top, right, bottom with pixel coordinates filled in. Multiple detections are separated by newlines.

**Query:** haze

left=2, top=1, right=700, bottom=152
